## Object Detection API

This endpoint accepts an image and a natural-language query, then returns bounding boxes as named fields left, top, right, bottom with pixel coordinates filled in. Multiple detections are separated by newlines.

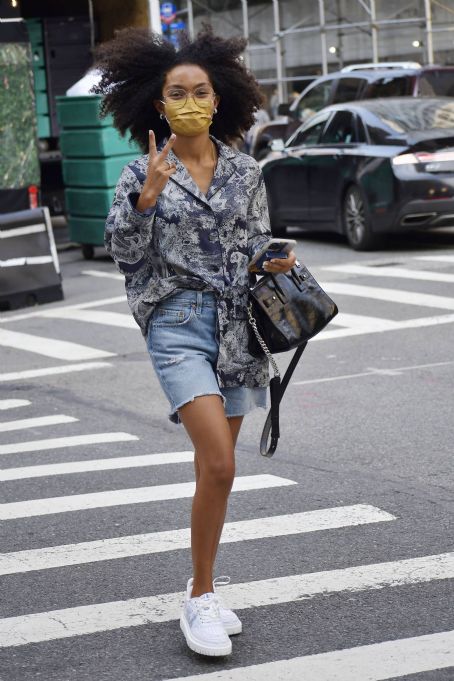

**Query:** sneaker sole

left=180, top=614, right=232, bottom=657
left=224, top=622, right=242, bottom=636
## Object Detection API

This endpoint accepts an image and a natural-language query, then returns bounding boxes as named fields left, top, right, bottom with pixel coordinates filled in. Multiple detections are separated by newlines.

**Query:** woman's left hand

left=263, top=250, right=298, bottom=274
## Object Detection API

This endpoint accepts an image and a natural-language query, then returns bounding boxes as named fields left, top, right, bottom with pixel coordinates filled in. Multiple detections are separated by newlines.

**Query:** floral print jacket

left=105, top=135, right=271, bottom=389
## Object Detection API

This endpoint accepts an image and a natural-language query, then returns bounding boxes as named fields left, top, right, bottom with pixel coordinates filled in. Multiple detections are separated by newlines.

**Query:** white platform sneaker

left=180, top=578, right=232, bottom=657
left=212, top=576, right=242, bottom=635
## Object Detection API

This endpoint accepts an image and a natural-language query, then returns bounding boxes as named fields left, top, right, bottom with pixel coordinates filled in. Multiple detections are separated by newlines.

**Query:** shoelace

left=213, top=575, right=231, bottom=588
left=194, top=595, right=221, bottom=624
left=212, top=575, right=231, bottom=609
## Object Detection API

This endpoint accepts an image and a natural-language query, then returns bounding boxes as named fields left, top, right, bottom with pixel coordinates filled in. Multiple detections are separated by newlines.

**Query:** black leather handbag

left=247, top=262, right=338, bottom=457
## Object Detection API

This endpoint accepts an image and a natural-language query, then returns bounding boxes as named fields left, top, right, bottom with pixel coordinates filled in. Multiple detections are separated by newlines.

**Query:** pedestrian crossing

left=1, top=551, right=453, bottom=648
left=1, top=253, right=454, bottom=369
left=168, top=630, right=454, bottom=681
left=0, top=504, right=394, bottom=575
left=0, top=393, right=453, bottom=678
left=1, top=253, right=454, bottom=677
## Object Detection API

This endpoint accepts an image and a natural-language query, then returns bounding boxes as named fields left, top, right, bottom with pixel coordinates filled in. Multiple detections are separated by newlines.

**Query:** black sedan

left=260, top=97, right=454, bottom=250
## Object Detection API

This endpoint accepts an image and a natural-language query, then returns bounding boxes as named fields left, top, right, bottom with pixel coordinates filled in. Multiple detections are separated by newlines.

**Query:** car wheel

left=343, top=185, right=379, bottom=251
left=82, top=244, right=95, bottom=260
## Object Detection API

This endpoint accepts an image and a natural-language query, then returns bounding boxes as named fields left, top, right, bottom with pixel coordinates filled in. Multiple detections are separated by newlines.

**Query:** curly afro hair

left=92, top=26, right=264, bottom=152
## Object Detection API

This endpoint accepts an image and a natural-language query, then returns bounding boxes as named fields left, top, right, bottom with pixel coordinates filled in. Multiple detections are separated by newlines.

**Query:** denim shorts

left=146, top=289, right=267, bottom=424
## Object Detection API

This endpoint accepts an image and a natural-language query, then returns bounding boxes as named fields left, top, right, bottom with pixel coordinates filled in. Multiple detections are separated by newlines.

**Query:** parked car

left=260, top=97, right=454, bottom=250
left=252, top=63, right=454, bottom=160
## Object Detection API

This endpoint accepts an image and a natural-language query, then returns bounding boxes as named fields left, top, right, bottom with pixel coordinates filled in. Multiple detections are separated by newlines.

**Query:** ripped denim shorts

left=146, top=289, right=267, bottom=425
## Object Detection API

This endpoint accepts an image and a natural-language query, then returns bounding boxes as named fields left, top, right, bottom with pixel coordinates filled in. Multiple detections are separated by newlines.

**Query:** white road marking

left=0, top=414, right=77, bottom=433
left=0, top=475, right=296, bottom=520
left=0, top=400, right=31, bottom=410
left=414, top=254, right=454, bottom=263
left=41, top=308, right=136, bottom=328
left=1, top=450, right=196, bottom=480
left=314, top=312, right=454, bottom=342
left=325, top=263, right=454, bottom=283
left=322, top=282, right=454, bottom=310
left=0, top=432, right=138, bottom=456
left=0, top=296, right=126, bottom=324
left=166, top=630, right=454, bottom=681
left=0, top=551, right=452, bottom=647
left=0, top=361, right=113, bottom=383
left=331, top=313, right=400, bottom=331
left=0, top=504, right=394, bottom=575
left=0, top=329, right=115, bottom=361
left=0, top=223, right=46, bottom=239
left=0, top=256, right=54, bottom=268
left=82, top=269, right=123, bottom=281
left=292, top=360, right=454, bottom=386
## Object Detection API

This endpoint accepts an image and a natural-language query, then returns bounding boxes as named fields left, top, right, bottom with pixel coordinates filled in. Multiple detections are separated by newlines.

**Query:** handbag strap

left=247, top=302, right=307, bottom=457
left=260, top=342, right=307, bottom=457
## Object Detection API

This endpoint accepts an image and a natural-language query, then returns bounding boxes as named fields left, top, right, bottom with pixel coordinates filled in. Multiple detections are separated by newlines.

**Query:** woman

left=94, top=27, right=296, bottom=657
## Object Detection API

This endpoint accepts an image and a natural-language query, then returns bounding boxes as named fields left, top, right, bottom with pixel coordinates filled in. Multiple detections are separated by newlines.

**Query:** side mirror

left=270, top=138, right=285, bottom=152
left=277, top=102, right=290, bottom=116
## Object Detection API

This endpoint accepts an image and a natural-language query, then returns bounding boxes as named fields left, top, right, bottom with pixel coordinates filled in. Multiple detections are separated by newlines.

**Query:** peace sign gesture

left=136, top=130, right=177, bottom=212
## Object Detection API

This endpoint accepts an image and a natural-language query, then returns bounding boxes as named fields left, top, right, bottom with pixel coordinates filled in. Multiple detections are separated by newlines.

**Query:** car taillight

left=392, top=153, right=419, bottom=166
left=392, top=150, right=454, bottom=166
left=28, top=185, right=39, bottom=209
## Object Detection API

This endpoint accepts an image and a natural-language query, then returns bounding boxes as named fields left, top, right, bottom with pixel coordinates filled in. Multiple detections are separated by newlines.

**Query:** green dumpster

left=56, top=95, right=140, bottom=259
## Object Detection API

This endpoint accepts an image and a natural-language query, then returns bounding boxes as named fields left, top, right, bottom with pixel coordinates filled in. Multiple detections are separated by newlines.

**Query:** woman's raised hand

left=136, top=131, right=177, bottom=212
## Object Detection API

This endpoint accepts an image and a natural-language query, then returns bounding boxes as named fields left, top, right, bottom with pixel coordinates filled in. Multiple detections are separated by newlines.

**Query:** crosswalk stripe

left=331, top=313, right=400, bottom=331
left=322, top=282, right=454, bottom=310
left=40, top=309, right=135, bottom=328
left=0, top=399, right=31, bottom=410
left=165, top=630, right=454, bottom=681
left=82, top=269, right=123, bottom=281
left=0, top=328, right=115, bottom=361
left=0, top=504, right=394, bottom=575
left=325, top=263, right=454, bottom=283
left=313, top=312, right=454, bottom=341
left=0, top=414, right=77, bottom=433
left=414, top=254, right=454, bottom=263
left=0, top=475, right=296, bottom=520
left=0, top=361, right=113, bottom=383
left=0, top=551, right=452, bottom=647
left=292, top=360, right=454, bottom=386
left=0, top=451, right=196, bottom=481
left=0, top=296, right=127, bottom=324
left=0, top=432, right=138, bottom=456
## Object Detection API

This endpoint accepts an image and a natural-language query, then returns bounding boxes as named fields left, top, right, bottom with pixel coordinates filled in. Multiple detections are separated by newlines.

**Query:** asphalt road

left=0, top=226, right=453, bottom=681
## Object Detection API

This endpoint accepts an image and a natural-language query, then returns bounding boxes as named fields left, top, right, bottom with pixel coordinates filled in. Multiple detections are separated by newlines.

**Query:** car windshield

left=418, top=70, right=454, bottom=97
left=364, top=99, right=454, bottom=133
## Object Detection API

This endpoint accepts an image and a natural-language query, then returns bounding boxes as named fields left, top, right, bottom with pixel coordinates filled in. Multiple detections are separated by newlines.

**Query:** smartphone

left=248, top=238, right=297, bottom=273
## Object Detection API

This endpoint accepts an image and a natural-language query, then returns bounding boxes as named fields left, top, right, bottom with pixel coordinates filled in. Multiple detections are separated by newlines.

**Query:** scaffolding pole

left=318, top=0, right=328, bottom=75
left=424, top=0, right=434, bottom=64
left=240, top=0, right=250, bottom=69
left=187, top=0, right=194, bottom=39
left=370, top=0, right=378, bottom=62
left=272, top=0, right=285, bottom=102
left=148, top=0, right=162, bottom=34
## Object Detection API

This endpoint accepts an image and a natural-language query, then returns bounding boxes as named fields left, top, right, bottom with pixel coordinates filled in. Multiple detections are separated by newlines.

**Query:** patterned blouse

left=105, top=135, right=272, bottom=389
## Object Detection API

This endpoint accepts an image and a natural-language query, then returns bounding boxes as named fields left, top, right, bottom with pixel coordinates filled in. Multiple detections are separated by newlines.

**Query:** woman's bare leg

left=178, top=395, right=239, bottom=598
left=193, top=415, right=243, bottom=567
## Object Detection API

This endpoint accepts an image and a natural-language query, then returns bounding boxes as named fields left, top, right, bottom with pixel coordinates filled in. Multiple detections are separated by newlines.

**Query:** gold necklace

left=211, top=140, right=217, bottom=170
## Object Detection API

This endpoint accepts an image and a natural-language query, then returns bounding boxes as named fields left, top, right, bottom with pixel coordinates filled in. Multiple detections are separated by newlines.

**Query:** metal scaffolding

left=170, top=0, right=454, bottom=103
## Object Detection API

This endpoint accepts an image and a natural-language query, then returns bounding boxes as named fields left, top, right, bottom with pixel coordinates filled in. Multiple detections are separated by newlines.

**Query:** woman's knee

left=198, top=451, right=235, bottom=490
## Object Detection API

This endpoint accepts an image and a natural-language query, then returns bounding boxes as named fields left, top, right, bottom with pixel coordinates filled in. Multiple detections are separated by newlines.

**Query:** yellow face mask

left=163, top=97, right=214, bottom=137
